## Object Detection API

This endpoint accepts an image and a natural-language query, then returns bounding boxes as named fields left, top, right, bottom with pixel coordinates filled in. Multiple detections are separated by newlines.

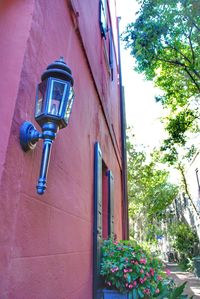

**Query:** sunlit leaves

left=127, top=134, right=178, bottom=240
left=123, top=0, right=200, bottom=155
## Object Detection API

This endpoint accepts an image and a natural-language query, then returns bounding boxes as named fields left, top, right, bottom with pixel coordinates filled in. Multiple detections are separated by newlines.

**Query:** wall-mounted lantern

left=20, top=57, right=74, bottom=195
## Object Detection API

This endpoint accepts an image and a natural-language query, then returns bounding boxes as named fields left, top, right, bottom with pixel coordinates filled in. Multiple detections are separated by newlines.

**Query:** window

left=109, top=29, right=114, bottom=80
left=102, top=162, right=109, bottom=239
left=99, top=0, right=107, bottom=38
left=107, top=170, right=114, bottom=237
left=195, top=168, right=200, bottom=196
left=99, top=0, right=114, bottom=80
left=93, top=142, right=114, bottom=298
left=183, top=193, right=188, bottom=208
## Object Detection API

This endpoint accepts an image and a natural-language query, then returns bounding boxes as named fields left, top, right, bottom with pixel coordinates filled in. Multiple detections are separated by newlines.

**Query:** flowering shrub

left=100, top=239, right=174, bottom=298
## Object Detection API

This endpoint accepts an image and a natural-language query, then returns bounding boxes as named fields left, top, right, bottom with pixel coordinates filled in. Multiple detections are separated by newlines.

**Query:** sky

left=116, top=0, right=166, bottom=151
left=115, top=0, right=182, bottom=184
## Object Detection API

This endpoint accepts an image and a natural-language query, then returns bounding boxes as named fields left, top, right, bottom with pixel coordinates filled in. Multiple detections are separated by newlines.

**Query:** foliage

left=168, top=221, right=199, bottom=270
left=122, top=0, right=200, bottom=155
left=127, top=133, right=178, bottom=240
left=100, top=239, right=171, bottom=297
left=100, top=239, right=191, bottom=298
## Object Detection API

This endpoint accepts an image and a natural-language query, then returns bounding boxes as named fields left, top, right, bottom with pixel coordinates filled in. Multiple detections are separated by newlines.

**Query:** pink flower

left=124, top=269, right=129, bottom=273
left=128, top=269, right=133, bottom=272
left=140, top=258, right=147, bottom=264
left=125, top=283, right=129, bottom=287
left=155, top=288, right=160, bottom=294
left=131, top=260, right=135, bottom=264
left=129, top=284, right=133, bottom=289
left=107, top=281, right=111, bottom=286
left=111, top=267, right=119, bottom=273
left=150, top=268, right=154, bottom=276
left=166, top=269, right=171, bottom=276
left=140, top=269, right=144, bottom=274
left=124, top=274, right=127, bottom=278
left=139, top=278, right=144, bottom=284
left=143, top=288, right=150, bottom=295
left=146, top=272, right=150, bottom=277
left=133, top=281, right=137, bottom=287
left=157, top=275, right=162, bottom=281
left=135, top=261, right=138, bottom=265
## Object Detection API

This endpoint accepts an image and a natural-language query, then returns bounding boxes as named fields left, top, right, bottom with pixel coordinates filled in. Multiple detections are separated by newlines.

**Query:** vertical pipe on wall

left=117, top=17, right=129, bottom=240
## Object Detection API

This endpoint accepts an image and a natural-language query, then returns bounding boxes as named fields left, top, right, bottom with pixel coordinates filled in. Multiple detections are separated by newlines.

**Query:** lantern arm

left=36, top=122, right=58, bottom=195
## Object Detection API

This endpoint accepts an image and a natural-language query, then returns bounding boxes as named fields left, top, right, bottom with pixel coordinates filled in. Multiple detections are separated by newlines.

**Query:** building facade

left=0, top=0, right=128, bottom=298
left=182, top=151, right=200, bottom=241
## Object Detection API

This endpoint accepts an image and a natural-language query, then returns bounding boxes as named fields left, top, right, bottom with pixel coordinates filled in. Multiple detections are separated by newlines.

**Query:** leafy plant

left=122, top=0, right=200, bottom=156
left=127, top=132, right=178, bottom=241
left=100, top=239, right=174, bottom=298
left=168, top=222, right=199, bottom=270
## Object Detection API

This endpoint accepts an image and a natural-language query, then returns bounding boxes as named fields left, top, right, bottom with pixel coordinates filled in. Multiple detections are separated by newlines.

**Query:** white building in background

left=184, top=150, right=200, bottom=241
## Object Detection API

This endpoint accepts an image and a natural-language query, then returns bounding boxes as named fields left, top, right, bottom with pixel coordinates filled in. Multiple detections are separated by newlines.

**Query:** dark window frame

left=99, top=0, right=108, bottom=38
left=99, top=0, right=114, bottom=81
left=93, top=142, right=115, bottom=298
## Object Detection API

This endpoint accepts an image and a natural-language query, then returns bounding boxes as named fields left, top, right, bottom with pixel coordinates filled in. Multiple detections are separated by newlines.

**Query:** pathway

left=165, top=263, right=200, bottom=298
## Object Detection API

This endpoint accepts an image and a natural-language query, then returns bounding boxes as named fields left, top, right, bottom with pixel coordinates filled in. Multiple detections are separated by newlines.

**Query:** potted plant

left=100, top=239, right=187, bottom=298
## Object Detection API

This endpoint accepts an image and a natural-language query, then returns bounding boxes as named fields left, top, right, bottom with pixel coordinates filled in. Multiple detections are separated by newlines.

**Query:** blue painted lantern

left=20, top=57, right=74, bottom=195
left=35, top=58, right=74, bottom=128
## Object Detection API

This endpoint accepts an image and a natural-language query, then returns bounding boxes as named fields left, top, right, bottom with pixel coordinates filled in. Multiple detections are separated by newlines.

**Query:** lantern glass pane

left=35, top=81, right=46, bottom=117
left=48, top=80, right=67, bottom=116
left=64, top=87, right=74, bottom=124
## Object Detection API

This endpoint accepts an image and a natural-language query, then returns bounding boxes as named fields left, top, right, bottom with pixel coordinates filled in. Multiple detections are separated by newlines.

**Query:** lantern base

left=20, top=121, right=42, bottom=152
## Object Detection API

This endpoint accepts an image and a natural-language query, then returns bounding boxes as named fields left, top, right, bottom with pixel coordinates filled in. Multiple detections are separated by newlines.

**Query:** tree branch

left=164, top=40, right=192, bottom=65
left=184, top=67, right=200, bottom=93
left=157, top=57, right=187, bottom=68
left=187, top=27, right=195, bottom=64
left=192, top=22, right=200, bottom=33
left=157, top=57, right=200, bottom=91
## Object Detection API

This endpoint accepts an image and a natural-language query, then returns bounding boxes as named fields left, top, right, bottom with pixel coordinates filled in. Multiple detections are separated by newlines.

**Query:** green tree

left=127, top=133, right=178, bottom=241
left=168, top=221, right=199, bottom=269
left=123, top=0, right=200, bottom=150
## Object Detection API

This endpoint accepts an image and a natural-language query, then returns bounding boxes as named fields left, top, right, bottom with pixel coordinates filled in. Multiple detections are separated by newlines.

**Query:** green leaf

left=170, top=282, right=187, bottom=299
left=130, top=289, right=138, bottom=299
left=137, top=289, right=144, bottom=298
left=127, top=273, right=131, bottom=283
left=123, top=0, right=200, bottom=159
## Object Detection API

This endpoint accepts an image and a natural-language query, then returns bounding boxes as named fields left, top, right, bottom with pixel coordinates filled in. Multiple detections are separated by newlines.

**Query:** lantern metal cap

left=41, top=57, right=74, bottom=85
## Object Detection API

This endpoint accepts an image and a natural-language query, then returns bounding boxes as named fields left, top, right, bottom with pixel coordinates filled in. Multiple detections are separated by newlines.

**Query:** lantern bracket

left=20, top=121, right=42, bottom=152
left=20, top=121, right=59, bottom=195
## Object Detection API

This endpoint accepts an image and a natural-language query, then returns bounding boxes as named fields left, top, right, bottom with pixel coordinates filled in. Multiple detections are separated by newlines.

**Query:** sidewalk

left=165, top=263, right=200, bottom=298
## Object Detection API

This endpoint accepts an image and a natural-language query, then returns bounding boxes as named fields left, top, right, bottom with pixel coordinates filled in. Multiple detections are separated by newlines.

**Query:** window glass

left=35, top=81, right=47, bottom=117
left=100, top=0, right=107, bottom=38
left=48, top=80, right=66, bottom=116
left=64, top=87, right=74, bottom=124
